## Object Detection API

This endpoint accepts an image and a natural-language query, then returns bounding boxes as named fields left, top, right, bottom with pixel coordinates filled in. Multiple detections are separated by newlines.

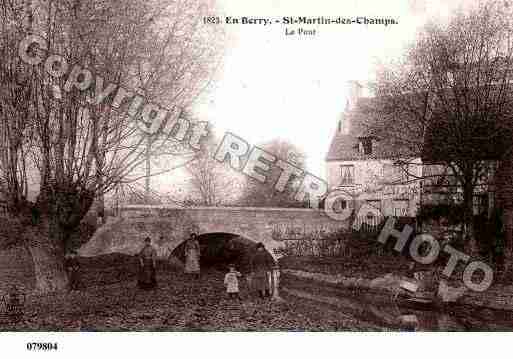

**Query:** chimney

left=338, top=81, right=363, bottom=135
left=346, top=80, right=363, bottom=111
left=339, top=112, right=350, bottom=135
left=24, top=0, right=33, bottom=29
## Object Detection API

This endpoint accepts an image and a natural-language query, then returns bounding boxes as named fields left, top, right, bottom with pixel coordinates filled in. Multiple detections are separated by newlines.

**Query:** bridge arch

left=171, top=231, right=259, bottom=250
left=171, top=232, right=267, bottom=272
left=79, top=205, right=349, bottom=260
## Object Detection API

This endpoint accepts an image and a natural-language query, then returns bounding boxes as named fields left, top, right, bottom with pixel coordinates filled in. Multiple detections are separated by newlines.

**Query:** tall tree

left=237, top=139, right=307, bottom=208
left=184, top=126, right=242, bottom=206
left=368, top=1, right=513, bottom=256
left=0, top=0, right=223, bottom=292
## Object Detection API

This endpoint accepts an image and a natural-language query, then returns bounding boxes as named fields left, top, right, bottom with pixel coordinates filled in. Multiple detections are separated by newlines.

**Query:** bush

left=273, top=228, right=356, bottom=258
left=417, top=203, right=464, bottom=225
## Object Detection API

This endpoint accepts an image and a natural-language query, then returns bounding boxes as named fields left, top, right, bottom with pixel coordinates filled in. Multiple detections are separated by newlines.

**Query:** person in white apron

left=184, top=233, right=201, bottom=278
left=224, top=264, right=242, bottom=300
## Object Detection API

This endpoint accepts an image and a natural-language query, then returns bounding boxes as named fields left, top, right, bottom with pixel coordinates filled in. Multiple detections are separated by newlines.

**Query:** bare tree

left=184, top=126, right=242, bottom=206
left=368, top=1, right=513, bottom=257
left=237, top=139, right=308, bottom=208
left=140, top=109, right=200, bottom=203
left=0, top=0, right=223, bottom=292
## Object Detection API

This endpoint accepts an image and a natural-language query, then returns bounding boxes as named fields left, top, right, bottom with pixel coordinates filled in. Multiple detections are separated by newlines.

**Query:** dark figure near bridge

left=138, top=237, right=157, bottom=290
left=250, top=243, right=276, bottom=298
left=65, top=250, right=81, bottom=292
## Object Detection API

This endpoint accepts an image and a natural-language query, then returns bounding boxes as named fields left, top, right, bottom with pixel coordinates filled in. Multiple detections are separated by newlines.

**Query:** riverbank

left=280, top=266, right=513, bottom=312
left=279, top=271, right=513, bottom=330
left=1, top=252, right=512, bottom=330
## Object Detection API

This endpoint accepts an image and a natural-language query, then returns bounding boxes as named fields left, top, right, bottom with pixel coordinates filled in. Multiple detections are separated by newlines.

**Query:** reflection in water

left=282, top=286, right=513, bottom=331
left=394, top=308, right=466, bottom=331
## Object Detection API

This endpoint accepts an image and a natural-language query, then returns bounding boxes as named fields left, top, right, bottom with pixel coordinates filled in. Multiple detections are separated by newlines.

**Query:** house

left=325, top=81, right=501, bottom=220
left=325, top=81, right=422, bottom=219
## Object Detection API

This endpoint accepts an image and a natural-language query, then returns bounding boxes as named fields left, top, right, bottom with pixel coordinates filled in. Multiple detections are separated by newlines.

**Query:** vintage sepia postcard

left=0, top=0, right=512, bottom=357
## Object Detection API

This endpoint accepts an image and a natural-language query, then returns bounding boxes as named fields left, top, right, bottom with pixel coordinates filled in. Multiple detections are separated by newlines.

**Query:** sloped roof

left=325, top=98, right=403, bottom=161
left=327, top=87, right=513, bottom=163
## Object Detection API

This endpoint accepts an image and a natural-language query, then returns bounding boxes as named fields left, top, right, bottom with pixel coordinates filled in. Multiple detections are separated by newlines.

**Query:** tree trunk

left=145, top=137, right=151, bottom=203
left=28, top=242, right=68, bottom=293
left=25, top=224, right=68, bottom=293
left=497, top=154, right=513, bottom=280
left=96, top=194, right=106, bottom=225
left=463, top=181, right=478, bottom=256
left=23, top=186, right=93, bottom=293
left=503, top=208, right=513, bottom=278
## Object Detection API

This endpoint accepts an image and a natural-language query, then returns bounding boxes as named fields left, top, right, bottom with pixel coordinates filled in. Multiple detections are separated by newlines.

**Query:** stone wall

left=79, top=206, right=349, bottom=259
left=326, top=158, right=422, bottom=217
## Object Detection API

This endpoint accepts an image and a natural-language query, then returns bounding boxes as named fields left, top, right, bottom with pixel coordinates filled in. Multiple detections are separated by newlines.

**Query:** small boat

left=400, top=296, right=436, bottom=310
left=396, top=287, right=439, bottom=310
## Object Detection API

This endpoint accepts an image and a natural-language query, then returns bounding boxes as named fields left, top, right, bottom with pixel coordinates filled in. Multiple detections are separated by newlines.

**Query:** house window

left=358, top=200, right=382, bottom=227
left=360, top=138, right=373, bottom=155
left=340, top=165, right=355, bottom=186
left=447, top=71, right=455, bottom=85
left=392, top=199, right=409, bottom=217
left=332, top=198, right=349, bottom=213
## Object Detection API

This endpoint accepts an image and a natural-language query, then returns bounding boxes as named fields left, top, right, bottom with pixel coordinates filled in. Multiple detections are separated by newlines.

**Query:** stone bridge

left=79, top=205, right=349, bottom=259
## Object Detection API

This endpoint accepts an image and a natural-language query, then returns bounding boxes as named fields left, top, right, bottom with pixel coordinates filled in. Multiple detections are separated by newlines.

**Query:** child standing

left=65, top=250, right=81, bottom=292
left=224, top=264, right=242, bottom=299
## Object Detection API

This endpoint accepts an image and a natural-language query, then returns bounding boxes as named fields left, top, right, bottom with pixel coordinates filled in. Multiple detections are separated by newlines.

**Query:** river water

left=281, top=283, right=513, bottom=331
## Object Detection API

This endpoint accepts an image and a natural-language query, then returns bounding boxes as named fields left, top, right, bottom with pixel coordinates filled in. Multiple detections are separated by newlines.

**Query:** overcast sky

left=195, top=0, right=476, bottom=179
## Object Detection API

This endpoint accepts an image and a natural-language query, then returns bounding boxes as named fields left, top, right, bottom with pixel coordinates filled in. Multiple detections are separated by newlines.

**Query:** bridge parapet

left=80, top=205, right=350, bottom=259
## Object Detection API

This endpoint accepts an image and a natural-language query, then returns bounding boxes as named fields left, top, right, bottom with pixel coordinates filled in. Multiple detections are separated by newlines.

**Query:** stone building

left=325, top=81, right=501, bottom=220
left=325, top=81, right=422, bottom=219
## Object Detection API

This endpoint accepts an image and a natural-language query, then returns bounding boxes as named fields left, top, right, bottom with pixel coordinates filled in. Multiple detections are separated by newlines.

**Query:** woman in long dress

left=184, top=233, right=201, bottom=278
left=138, top=237, right=157, bottom=290
left=250, top=243, right=276, bottom=298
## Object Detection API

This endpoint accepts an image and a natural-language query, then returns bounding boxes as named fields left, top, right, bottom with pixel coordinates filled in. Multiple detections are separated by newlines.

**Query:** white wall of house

left=326, top=158, right=422, bottom=217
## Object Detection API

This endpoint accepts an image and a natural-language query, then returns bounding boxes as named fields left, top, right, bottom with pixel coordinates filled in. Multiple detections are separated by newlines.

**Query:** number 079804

left=26, top=342, right=58, bottom=351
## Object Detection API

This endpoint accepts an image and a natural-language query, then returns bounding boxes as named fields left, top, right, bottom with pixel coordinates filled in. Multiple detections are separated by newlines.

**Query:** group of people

left=63, top=232, right=277, bottom=299
left=224, top=242, right=277, bottom=300
left=137, top=233, right=201, bottom=290
left=137, top=233, right=278, bottom=300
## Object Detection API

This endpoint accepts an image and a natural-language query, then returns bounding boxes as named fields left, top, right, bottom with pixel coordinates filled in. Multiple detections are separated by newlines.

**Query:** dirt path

left=2, top=269, right=387, bottom=331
